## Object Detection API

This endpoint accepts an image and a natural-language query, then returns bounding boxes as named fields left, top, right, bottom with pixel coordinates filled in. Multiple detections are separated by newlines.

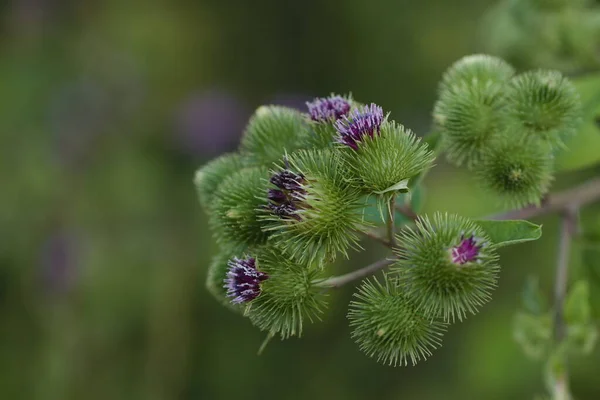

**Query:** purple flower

left=224, top=257, right=269, bottom=304
left=450, top=234, right=483, bottom=265
left=306, top=95, right=351, bottom=122
left=270, top=169, right=305, bottom=191
left=267, top=169, right=307, bottom=220
left=335, top=104, right=384, bottom=150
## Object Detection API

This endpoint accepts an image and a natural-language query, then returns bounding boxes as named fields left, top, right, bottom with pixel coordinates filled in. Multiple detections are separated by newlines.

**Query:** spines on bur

left=194, top=153, right=246, bottom=210
left=393, top=213, right=500, bottom=322
left=348, top=277, right=447, bottom=366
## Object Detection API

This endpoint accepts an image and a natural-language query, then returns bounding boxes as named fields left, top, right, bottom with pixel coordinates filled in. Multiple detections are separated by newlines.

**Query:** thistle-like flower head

left=450, top=234, right=483, bottom=265
left=224, top=257, right=269, bottom=304
left=335, top=104, right=384, bottom=150
left=307, top=95, right=352, bottom=122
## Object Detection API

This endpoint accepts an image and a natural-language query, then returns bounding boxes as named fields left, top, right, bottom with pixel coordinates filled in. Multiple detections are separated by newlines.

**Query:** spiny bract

left=439, top=54, right=515, bottom=94
left=262, top=149, right=366, bottom=265
left=194, top=152, right=246, bottom=210
left=477, top=137, right=554, bottom=208
left=348, top=277, right=447, bottom=366
left=393, top=213, right=500, bottom=322
left=210, top=166, right=272, bottom=251
left=240, top=105, right=310, bottom=165
left=340, top=120, right=435, bottom=197
left=434, top=83, right=506, bottom=168
left=246, top=248, right=328, bottom=339
left=503, top=69, right=581, bottom=148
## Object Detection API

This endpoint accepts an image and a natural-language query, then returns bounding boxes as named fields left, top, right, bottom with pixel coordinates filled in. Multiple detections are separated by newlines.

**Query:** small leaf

left=513, top=311, right=552, bottom=361
left=565, top=323, right=598, bottom=356
left=475, top=219, right=542, bottom=247
left=374, top=179, right=410, bottom=195
left=564, top=280, right=591, bottom=325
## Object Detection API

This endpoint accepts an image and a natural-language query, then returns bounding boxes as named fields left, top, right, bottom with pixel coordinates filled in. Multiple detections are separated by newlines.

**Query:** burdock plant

left=195, top=46, right=600, bottom=399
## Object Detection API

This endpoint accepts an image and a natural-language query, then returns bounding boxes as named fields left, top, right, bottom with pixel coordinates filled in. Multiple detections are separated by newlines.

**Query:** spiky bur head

left=224, top=256, right=269, bottom=304
left=439, top=54, right=515, bottom=94
left=434, top=83, right=505, bottom=168
left=246, top=248, right=328, bottom=339
left=347, top=277, right=447, bottom=366
left=393, top=213, right=500, bottom=323
left=304, top=94, right=353, bottom=149
left=194, top=153, right=246, bottom=210
left=340, top=120, right=435, bottom=197
left=210, top=167, right=271, bottom=251
left=503, top=70, right=582, bottom=148
left=477, top=138, right=554, bottom=208
left=240, top=105, right=310, bottom=166
left=262, top=149, right=365, bottom=265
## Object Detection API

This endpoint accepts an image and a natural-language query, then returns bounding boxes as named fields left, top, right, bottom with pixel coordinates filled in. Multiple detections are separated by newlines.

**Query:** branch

left=395, top=203, right=418, bottom=221
left=489, top=177, right=600, bottom=220
left=315, top=258, right=396, bottom=288
left=551, top=206, right=578, bottom=400
left=360, top=230, right=393, bottom=248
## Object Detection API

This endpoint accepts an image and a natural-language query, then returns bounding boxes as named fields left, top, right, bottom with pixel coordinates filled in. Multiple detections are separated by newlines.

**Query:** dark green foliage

left=210, top=167, right=272, bottom=250
left=393, top=213, right=500, bottom=322
left=263, top=149, right=366, bottom=264
left=246, top=249, right=328, bottom=339
left=194, top=153, right=246, bottom=210
left=240, top=106, right=311, bottom=165
left=348, top=277, right=447, bottom=366
left=504, top=70, right=582, bottom=147
left=477, top=138, right=554, bottom=208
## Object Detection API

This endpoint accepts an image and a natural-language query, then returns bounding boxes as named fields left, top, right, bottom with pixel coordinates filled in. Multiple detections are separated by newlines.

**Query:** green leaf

left=555, top=73, right=600, bottom=172
left=513, top=311, right=552, bottom=361
left=475, top=219, right=542, bottom=247
left=564, top=280, right=591, bottom=325
left=374, top=178, right=409, bottom=194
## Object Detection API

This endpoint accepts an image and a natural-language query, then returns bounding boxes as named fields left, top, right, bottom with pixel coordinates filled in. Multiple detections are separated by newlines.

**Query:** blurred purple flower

left=175, top=90, right=248, bottom=157
left=39, top=229, right=80, bottom=294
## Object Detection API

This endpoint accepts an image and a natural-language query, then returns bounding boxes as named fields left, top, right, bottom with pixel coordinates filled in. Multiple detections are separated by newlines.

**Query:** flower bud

left=210, top=167, right=272, bottom=250
left=503, top=70, right=582, bottom=148
left=477, top=137, right=554, bottom=208
left=393, top=213, right=500, bottom=322
left=348, top=277, right=447, bottom=366
left=263, top=149, right=366, bottom=264
left=240, top=105, right=310, bottom=165
left=439, top=54, right=515, bottom=95
left=245, top=248, right=328, bottom=339
left=194, top=152, right=246, bottom=210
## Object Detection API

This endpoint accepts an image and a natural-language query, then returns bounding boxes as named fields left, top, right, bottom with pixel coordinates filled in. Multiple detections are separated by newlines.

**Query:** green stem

left=550, top=206, right=578, bottom=400
left=316, top=258, right=397, bottom=288
left=387, top=195, right=397, bottom=247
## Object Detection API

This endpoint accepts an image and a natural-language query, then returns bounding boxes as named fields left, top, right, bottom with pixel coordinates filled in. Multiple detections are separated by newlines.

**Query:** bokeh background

left=2, top=1, right=600, bottom=399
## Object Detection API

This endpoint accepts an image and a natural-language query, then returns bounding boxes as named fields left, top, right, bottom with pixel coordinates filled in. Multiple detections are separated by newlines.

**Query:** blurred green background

left=2, top=0, right=600, bottom=399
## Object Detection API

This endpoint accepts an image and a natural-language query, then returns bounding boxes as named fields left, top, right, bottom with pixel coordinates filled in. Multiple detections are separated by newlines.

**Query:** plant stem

left=316, top=258, right=397, bottom=288
left=329, top=177, right=600, bottom=290
left=489, top=177, right=600, bottom=221
left=360, top=230, right=393, bottom=248
left=395, top=203, right=418, bottom=221
left=387, top=195, right=397, bottom=247
left=551, top=206, right=578, bottom=400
